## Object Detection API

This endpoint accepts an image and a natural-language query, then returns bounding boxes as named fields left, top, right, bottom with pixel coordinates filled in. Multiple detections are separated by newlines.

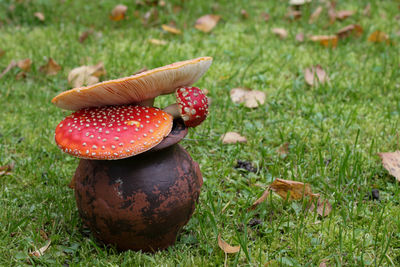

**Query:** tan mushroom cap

left=52, top=57, right=213, bottom=111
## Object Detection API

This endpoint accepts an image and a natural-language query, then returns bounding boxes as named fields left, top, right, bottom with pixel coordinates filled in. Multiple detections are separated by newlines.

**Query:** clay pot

left=72, top=121, right=203, bottom=252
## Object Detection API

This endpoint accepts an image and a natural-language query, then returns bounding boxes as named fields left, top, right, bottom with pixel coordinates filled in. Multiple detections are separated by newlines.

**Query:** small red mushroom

left=163, top=86, right=209, bottom=127
left=55, top=105, right=173, bottom=160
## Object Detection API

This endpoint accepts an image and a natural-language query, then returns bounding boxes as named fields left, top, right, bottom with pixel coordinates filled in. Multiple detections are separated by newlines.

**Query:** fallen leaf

left=378, top=151, right=400, bottom=182
left=68, top=62, right=106, bottom=88
left=269, top=178, right=319, bottom=200
left=230, top=88, right=265, bottom=108
left=17, top=58, right=32, bottom=72
left=142, top=8, right=159, bottom=26
left=79, top=29, right=94, bottom=43
left=328, top=3, right=336, bottom=24
left=309, top=35, right=338, bottom=48
left=148, top=38, right=167, bottom=45
left=336, top=10, right=354, bottom=20
left=195, top=14, right=221, bottom=33
left=110, top=4, right=128, bottom=21
left=221, top=132, right=247, bottom=144
left=285, top=10, right=302, bottom=20
left=34, top=12, right=45, bottom=21
left=309, top=199, right=332, bottom=217
left=304, top=65, right=329, bottom=86
left=277, top=142, right=290, bottom=156
left=368, top=30, right=390, bottom=44
left=0, top=60, right=17, bottom=79
left=0, top=49, right=5, bottom=57
left=261, top=12, right=270, bottom=22
left=218, top=234, right=240, bottom=254
left=272, top=28, right=288, bottom=39
left=161, top=24, right=181, bottom=35
left=309, top=6, right=323, bottom=24
left=319, top=259, right=330, bottom=267
left=249, top=188, right=270, bottom=210
left=336, top=24, right=363, bottom=39
left=173, top=5, right=182, bottom=14
left=29, top=240, right=51, bottom=257
left=39, top=229, right=49, bottom=240
left=39, top=58, right=61, bottom=75
left=289, top=0, right=311, bottom=5
left=15, top=72, right=27, bottom=80
left=363, top=3, right=371, bottom=16
left=296, top=33, right=305, bottom=42
left=240, top=9, right=248, bottom=19
left=0, top=163, right=14, bottom=176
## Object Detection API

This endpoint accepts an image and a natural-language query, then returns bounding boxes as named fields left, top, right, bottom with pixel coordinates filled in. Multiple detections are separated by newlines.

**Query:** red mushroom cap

left=176, top=87, right=208, bottom=127
left=55, top=105, right=173, bottom=160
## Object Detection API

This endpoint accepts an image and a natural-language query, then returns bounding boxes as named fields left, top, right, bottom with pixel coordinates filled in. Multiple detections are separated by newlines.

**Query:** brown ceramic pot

left=72, top=121, right=203, bottom=252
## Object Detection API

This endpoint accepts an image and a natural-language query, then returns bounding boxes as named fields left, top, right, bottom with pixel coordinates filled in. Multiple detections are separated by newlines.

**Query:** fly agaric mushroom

left=163, top=86, right=208, bottom=127
left=52, top=57, right=212, bottom=110
left=55, top=105, right=173, bottom=160
left=52, top=57, right=212, bottom=252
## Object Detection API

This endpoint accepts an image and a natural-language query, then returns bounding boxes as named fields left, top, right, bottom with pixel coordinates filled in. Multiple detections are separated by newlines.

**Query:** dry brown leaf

left=0, top=49, right=5, bottom=57
left=68, top=62, right=106, bottom=88
left=221, top=132, right=247, bottom=144
left=272, top=28, right=288, bottom=39
left=39, top=58, right=61, bottom=75
left=269, top=178, right=319, bottom=200
left=39, top=229, right=49, bottom=240
left=336, top=10, right=354, bottom=20
left=378, top=151, right=400, bottom=182
left=0, top=60, right=17, bottom=79
left=34, top=12, right=45, bottom=21
left=296, top=33, right=305, bottom=42
left=309, top=35, right=338, bottom=48
left=319, top=259, right=330, bottom=267
left=309, top=199, right=332, bottom=217
left=110, top=4, right=128, bottom=21
left=277, top=143, right=290, bottom=156
left=218, top=234, right=240, bottom=254
left=261, top=12, right=270, bottom=22
left=17, top=58, right=32, bottom=72
left=161, top=24, right=181, bottom=35
left=304, top=65, right=329, bottom=86
left=363, top=3, right=371, bottom=16
left=328, top=3, right=336, bottom=25
left=148, top=38, right=167, bottom=45
left=309, top=6, right=323, bottom=24
left=249, top=188, right=270, bottom=210
left=0, top=163, right=14, bottom=176
left=240, top=9, right=248, bottom=19
left=29, top=240, right=51, bottom=257
left=230, top=88, right=265, bottom=108
left=79, top=29, right=94, bottom=43
left=336, top=24, right=363, bottom=39
left=285, top=10, right=302, bottom=20
left=142, top=8, right=159, bottom=26
left=195, top=14, right=221, bottom=33
left=368, top=30, right=390, bottom=44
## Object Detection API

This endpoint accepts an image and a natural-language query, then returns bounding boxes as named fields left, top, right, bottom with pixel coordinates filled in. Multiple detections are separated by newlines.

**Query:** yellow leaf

left=218, top=234, right=240, bottom=254
left=309, top=35, right=338, bottom=48
left=110, top=4, right=127, bottom=21
left=368, top=30, right=390, bottom=44
left=148, top=38, right=168, bottom=45
left=195, top=14, right=221, bottom=33
left=161, top=24, right=182, bottom=35
left=269, top=178, right=319, bottom=200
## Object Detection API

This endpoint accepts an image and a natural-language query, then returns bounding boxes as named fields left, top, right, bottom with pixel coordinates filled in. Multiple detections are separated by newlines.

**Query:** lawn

left=1, top=0, right=400, bottom=266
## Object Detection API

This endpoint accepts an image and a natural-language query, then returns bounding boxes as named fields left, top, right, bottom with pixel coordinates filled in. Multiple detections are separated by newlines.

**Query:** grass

left=1, top=0, right=400, bottom=265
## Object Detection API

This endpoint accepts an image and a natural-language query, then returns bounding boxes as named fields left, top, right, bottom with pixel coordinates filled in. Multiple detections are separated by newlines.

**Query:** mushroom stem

left=163, top=103, right=181, bottom=119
